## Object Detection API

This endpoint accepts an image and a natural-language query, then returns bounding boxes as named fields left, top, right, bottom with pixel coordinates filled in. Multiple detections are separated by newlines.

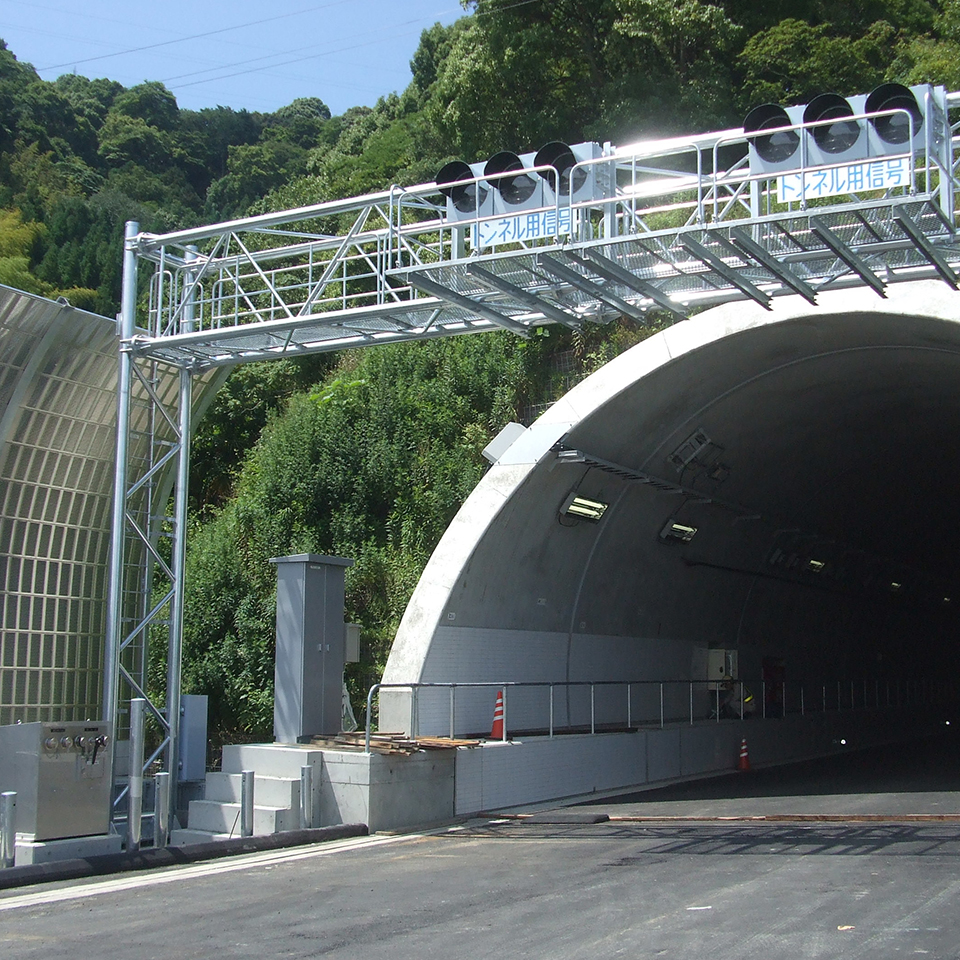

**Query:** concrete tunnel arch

left=379, top=280, right=960, bottom=738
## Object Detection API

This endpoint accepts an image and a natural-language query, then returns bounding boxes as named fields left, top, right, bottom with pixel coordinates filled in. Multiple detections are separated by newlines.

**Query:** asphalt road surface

left=3, top=731, right=960, bottom=960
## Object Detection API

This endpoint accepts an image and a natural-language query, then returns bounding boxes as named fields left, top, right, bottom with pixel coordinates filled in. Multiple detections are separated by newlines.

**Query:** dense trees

left=181, top=323, right=652, bottom=738
left=3, top=0, right=958, bottom=738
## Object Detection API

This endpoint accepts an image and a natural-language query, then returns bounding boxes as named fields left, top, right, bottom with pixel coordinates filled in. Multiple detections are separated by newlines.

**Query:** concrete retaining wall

left=220, top=710, right=934, bottom=836
left=453, top=710, right=932, bottom=815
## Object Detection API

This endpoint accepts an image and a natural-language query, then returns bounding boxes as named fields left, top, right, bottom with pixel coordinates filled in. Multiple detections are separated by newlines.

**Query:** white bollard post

left=299, top=765, right=314, bottom=830
left=154, top=771, right=170, bottom=848
left=1, top=792, right=16, bottom=868
left=240, top=770, right=255, bottom=837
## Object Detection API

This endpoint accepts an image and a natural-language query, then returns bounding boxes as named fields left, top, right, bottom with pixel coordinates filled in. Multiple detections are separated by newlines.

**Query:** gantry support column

left=103, top=220, right=139, bottom=732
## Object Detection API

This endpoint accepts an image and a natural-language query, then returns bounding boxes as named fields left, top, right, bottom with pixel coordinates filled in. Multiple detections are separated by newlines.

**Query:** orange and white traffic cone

left=738, top=736, right=751, bottom=772
left=490, top=690, right=504, bottom=739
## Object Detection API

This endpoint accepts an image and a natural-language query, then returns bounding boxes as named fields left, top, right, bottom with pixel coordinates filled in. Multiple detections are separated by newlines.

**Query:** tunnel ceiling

left=564, top=307, right=960, bottom=581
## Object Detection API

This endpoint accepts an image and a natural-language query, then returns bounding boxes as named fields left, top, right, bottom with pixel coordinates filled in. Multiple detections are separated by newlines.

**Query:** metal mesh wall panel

left=0, top=287, right=222, bottom=725
left=0, top=289, right=119, bottom=723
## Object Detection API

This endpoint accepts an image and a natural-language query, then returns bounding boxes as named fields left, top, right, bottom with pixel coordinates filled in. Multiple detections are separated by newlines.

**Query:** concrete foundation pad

left=16, top=830, right=123, bottom=866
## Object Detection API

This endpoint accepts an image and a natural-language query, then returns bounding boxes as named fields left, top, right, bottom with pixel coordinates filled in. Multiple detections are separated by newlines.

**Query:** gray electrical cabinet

left=0, top=720, right=112, bottom=840
left=271, top=553, right=354, bottom=743
left=178, top=694, right=208, bottom=782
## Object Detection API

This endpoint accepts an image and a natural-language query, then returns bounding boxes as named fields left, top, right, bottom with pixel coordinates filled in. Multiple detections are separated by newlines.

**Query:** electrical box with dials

left=0, top=720, right=112, bottom=840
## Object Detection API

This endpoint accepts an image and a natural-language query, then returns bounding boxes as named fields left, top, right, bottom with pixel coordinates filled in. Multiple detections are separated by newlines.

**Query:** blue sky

left=0, top=0, right=465, bottom=115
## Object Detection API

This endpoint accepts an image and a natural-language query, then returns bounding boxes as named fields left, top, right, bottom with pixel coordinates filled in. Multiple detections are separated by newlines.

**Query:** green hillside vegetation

left=4, top=0, right=958, bottom=740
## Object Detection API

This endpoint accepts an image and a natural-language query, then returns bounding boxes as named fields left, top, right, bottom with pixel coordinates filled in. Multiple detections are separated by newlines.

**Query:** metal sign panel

left=777, top=157, right=913, bottom=202
left=472, top=207, right=573, bottom=248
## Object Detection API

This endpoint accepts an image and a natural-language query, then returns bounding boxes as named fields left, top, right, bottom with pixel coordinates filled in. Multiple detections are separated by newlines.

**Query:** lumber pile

left=307, top=731, right=480, bottom=755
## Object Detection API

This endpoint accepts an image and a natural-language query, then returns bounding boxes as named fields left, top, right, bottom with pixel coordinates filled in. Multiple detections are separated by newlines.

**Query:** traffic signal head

left=742, top=103, right=800, bottom=167
left=865, top=83, right=924, bottom=146
left=803, top=93, right=861, bottom=156
left=435, top=141, right=609, bottom=223
left=535, top=141, right=588, bottom=197
left=484, top=151, right=540, bottom=210
left=436, top=159, right=489, bottom=217
left=743, top=83, right=943, bottom=176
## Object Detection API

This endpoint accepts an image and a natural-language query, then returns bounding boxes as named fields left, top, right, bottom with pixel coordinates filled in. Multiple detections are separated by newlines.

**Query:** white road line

left=0, top=831, right=426, bottom=913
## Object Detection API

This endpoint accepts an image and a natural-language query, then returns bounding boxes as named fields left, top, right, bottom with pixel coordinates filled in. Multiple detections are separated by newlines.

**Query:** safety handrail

left=364, top=676, right=943, bottom=753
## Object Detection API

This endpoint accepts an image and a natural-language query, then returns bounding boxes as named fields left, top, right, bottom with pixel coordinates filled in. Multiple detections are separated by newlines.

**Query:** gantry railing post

left=163, top=366, right=193, bottom=819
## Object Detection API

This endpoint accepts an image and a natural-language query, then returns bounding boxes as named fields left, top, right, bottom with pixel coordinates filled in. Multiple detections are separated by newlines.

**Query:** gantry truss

left=107, top=92, right=960, bottom=833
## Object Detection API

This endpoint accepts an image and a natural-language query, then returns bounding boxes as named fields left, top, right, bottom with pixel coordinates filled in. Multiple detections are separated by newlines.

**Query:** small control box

left=0, top=720, right=112, bottom=840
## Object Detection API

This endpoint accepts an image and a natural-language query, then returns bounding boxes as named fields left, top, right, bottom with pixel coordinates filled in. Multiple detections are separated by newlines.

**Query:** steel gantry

left=106, top=88, right=960, bottom=836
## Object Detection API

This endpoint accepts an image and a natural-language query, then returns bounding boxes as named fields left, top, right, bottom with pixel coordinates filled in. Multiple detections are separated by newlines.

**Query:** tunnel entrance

left=381, top=280, right=960, bottom=743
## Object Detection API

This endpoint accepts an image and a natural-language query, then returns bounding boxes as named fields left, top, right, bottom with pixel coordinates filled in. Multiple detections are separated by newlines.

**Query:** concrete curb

left=0, top=823, right=369, bottom=891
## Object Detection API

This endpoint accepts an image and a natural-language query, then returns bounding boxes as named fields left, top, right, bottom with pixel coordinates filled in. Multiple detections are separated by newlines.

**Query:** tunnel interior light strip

left=557, top=447, right=692, bottom=495
left=660, top=520, right=698, bottom=542
left=558, top=445, right=959, bottom=605
left=560, top=492, right=608, bottom=521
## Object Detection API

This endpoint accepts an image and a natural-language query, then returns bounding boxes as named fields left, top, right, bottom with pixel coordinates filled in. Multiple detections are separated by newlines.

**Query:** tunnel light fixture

left=889, top=581, right=902, bottom=592
left=668, top=428, right=712, bottom=472
left=560, top=492, right=608, bottom=522
left=806, top=559, right=825, bottom=573
left=659, top=519, right=698, bottom=543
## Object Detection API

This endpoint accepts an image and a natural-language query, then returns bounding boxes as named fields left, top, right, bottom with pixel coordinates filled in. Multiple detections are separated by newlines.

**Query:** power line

left=162, top=1, right=540, bottom=95
left=164, top=16, right=436, bottom=90
left=36, top=0, right=355, bottom=72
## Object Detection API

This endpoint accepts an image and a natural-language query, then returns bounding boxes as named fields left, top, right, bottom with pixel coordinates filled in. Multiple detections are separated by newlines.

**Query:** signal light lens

left=743, top=103, right=800, bottom=164
left=804, top=93, right=860, bottom=154
left=484, top=151, right=536, bottom=205
left=436, top=160, right=488, bottom=214
left=865, top=83, right=922, bottom=145
left=534, top=141, right=587, bottom=196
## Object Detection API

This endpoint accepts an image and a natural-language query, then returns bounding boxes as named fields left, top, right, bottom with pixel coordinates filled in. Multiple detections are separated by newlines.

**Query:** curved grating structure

left=0, top=287, right=221, bottom=725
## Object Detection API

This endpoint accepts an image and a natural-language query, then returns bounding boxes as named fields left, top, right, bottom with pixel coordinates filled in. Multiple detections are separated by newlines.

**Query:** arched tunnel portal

left=381, top=281, right=960, bottom=757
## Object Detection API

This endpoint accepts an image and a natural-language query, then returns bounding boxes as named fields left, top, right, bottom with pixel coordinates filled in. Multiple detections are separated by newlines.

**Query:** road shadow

left=455, top=818, right=960, bottom=857
left=577, top=729, right=960, bottom=805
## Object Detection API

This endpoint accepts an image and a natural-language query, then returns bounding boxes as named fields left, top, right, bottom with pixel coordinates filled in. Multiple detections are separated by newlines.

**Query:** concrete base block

left=16, top=830, right=123, bottom=866
left=169, top=828, right=232, bottom=846
left=193, top=711, right=926, bottom=839
left=320, top=749, right=455, bottom=832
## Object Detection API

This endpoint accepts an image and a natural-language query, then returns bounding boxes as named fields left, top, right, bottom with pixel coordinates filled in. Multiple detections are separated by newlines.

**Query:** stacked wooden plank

left=307, top=731, right=480, bottom=755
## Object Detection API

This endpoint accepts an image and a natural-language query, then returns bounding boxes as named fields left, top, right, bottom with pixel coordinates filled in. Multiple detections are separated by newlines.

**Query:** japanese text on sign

left=777, top=158, right=911, bottom=203
left=472, top=208, right=572, bottom=248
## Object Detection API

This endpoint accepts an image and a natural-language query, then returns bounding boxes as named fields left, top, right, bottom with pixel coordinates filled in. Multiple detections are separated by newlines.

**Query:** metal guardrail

left=364, top=677, right=938, bottom=753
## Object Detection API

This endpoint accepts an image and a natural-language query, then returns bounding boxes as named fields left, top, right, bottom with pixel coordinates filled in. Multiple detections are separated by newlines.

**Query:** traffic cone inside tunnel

left=490, top=689, right=504, bottom=739
left=738, top=736, right=751, bottom=772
